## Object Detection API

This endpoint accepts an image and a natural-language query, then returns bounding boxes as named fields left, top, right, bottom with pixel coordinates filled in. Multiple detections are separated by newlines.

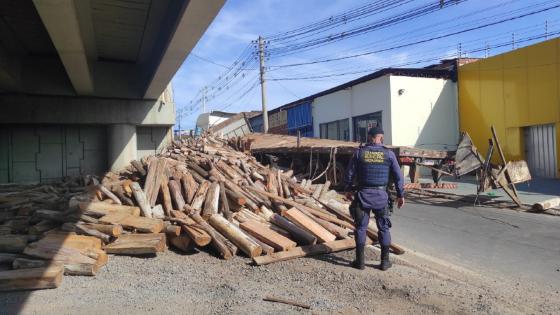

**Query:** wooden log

left=319, top=180, right=331, bottom=201
left=189, top=213, right=234, bottom=259
left=130, top=182, right=153, bottom=218
left=131, top=160, right=146, bottom=176
left=187, top=162, right=209, bottom=178
left=0, top=253, right=23, bottom=264
left=151, top=204, right=165, bottom=219
left=267, top=213, right=317, bottom=245
left=281, top=179, right=292, bottom=199
left=245, top=232, right=274, bottom=255
left=191, top=181, right=210, bottom=212
left=283, top=208, right=336, bottom=243
left=169, top=211, right=212, bottom=247
left=181, top=172, right=198, bottom=204
left=144, top=158, right=169, bottom=206
left=61, top=223, right=111, bottom=243
left=240, top=220, right=297, bottom=251
left=218, top=181, right=232, bottom=220
left=202, top=182, right=220, bottom=219
left=78, top=202, right=141, bottom=217
left=532, top=197, right=560, bottom=211
left=163, top=223, right=181, bottom=237
left=99, top=212, right=164, bottom=233
left=169, top=234, right=194, bottom=253
left=246, top=187, right=338, bottom=221
left=105, top=233, right=166, bottom=255
left=98, top=185, right=122, bottom=205
left=253, top=238, right=368, bottom=265
left=312, top=184, right=324, bottom=199
left=168, top=179, right=186, bottom=211
left=29, top=220, right=57, bottom=235
left=312, top=216, right=350, bottom=239
left=0, top=235, right=28, bottom=253
left=79, top=223, right=123, bottom=237
left=208, top=214, right=262, bottom=257
left=111, top=185, right=134, bottom=206
left=12, top=258, right=48, bottom=269
left=160, top=179, right=173, bottom=216
left=225, top=188, right=246, bottom=206
left=0, top=263, right=64, bottom=291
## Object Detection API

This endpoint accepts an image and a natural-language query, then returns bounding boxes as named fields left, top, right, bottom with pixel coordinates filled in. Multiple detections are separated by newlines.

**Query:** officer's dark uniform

left=344, top=127, right=404, bottom=270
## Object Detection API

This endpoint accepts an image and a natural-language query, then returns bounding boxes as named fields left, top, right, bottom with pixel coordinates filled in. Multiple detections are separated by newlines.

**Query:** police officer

left=344, top=126, right=405, bottom=271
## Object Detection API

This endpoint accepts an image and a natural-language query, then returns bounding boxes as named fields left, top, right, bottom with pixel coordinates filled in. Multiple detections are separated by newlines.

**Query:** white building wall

left=312, top=75, right=392, bottom=142
left=389, top=76, right=458, bottom=151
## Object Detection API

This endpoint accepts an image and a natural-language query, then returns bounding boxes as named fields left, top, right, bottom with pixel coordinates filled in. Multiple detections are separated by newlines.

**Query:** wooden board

left=253, top=238, right=362, bottom=265
left=79, top=202, right=140, bottom=217
left=240, top=220, right=297, bottom=251
left=283, top=208, right=336, bottom=243
left=0, top=263, right=64, bottom=291
left=99, top=212, right=163, bottom=233
left=105, top=233, right=166, bottom=255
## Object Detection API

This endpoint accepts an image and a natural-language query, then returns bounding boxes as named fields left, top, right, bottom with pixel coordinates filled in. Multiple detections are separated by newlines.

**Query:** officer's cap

left=368, top=126, right=384, bottom=136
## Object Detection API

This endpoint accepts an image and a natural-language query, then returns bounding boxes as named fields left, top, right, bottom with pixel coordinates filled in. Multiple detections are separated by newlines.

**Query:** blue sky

left=173, top=0, right=560, bottom=130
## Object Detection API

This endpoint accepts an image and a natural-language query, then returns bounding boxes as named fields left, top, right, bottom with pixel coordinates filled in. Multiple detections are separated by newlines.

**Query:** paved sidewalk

left=410, top=176, right=560, bottom=206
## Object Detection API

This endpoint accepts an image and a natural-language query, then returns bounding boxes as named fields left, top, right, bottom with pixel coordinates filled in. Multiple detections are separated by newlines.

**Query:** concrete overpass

left=0, top=0, right=224, bottom=182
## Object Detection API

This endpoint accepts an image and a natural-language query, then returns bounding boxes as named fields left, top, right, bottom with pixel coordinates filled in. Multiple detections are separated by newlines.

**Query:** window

left=352, top=111, right=382, bottom=143
left=319, top=118, right=350, bottom=141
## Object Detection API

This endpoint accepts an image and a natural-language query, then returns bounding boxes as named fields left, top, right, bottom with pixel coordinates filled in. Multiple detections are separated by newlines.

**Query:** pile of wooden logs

left=0, top=135, right=403, bottom=291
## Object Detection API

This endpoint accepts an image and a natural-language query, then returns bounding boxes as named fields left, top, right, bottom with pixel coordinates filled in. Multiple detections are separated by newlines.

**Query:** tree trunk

left=168, top=179, right=186, bottom=210
left=202, top=182, right=220, bottom=220
left=191, top=181, right=210, bottom=212
left=130, top=182, right=153, bottom=218
left=208, top=214, right=262, bottom=258
left=240, top=220, right=297, bottom=251
left=283, top=208, right=336, bottom=243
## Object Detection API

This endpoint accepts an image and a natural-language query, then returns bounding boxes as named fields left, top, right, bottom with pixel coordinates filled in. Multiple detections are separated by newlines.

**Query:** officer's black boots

left=352, top=245, right=365, bottom=270
left=379, top=246, right=392, bottom=271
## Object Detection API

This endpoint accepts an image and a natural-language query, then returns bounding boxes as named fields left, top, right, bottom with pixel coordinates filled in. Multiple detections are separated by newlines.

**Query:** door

left=524, top=124, right=557, bottom=178
left=353, top=111, right=382, bottom=143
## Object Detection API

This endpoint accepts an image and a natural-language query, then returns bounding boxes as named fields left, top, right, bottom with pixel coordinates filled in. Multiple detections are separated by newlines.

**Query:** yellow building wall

left=458, top=38, right=560, bottom=177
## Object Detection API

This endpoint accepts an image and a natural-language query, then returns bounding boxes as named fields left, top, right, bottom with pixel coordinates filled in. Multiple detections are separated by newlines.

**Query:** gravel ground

left=2, top=244, right=559, bottom=315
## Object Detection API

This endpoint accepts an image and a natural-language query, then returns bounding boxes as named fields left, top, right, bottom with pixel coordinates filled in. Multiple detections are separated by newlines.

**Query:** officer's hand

left=344, top=191, right=354, bottom=201
left=397, top=197, right=405, bottom=209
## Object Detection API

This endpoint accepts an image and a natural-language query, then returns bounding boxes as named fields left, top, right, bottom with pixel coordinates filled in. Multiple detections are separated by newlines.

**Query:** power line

left=268, top=3, right=560, bottom=69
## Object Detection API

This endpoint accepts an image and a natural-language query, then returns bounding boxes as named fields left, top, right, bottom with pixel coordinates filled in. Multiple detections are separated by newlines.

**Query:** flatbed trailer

left=239, top=133, right=454, bottom=186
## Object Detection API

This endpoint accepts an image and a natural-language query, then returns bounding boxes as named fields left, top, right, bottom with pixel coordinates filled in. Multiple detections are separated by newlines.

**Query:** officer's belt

left=360, top=185, right=387, bottom=190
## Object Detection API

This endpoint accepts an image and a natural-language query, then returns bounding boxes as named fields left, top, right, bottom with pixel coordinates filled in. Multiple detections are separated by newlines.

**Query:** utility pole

left=545, top=20, right=548, bottom=40
left=258, top=36, right=269, bottom=133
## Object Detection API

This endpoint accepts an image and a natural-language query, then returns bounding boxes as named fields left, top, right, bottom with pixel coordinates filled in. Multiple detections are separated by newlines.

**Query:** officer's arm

left=343, top=150, right=358, bottom=191
left=388, top=151, right=405, bottom=198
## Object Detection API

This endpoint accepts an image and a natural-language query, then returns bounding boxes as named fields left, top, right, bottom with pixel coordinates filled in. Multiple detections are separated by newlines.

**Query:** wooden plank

left=0, top=263, right=64, bottom=291
left=99, top=212, right=163, bottom=233
left=79, top=202, right=140, bottom=217
left=240, top=220, right=297, bottom=251
left=283, top=208, right=336, bottom=243
left=105, top=233, right=166, bottom=255
left=253, top=238, right=361, bottom=265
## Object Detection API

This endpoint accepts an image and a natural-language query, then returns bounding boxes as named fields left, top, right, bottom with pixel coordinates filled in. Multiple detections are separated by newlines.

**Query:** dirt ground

left=1, top=243, right=558, bottom=315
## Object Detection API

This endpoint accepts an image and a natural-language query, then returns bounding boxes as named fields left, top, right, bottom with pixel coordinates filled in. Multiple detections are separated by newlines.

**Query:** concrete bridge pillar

left=108, top=124, right=137, bottom=172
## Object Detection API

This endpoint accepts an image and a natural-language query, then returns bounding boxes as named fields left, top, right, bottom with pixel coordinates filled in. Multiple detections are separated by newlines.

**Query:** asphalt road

left=391, top=199, right=560, bottom=291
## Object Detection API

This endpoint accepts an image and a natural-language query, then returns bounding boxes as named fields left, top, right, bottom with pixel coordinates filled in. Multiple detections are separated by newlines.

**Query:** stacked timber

left=0, top=135, right=404, bottom=291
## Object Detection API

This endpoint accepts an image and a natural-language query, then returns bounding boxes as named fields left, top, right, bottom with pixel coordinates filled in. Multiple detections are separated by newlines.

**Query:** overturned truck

left=233, top=133, right=454, bottom=187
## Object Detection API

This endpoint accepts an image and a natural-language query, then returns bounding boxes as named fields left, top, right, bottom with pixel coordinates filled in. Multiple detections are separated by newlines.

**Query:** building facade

left=312, top=69, right=459, bottom=151
left=458, top=38, right=560, bottom=178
